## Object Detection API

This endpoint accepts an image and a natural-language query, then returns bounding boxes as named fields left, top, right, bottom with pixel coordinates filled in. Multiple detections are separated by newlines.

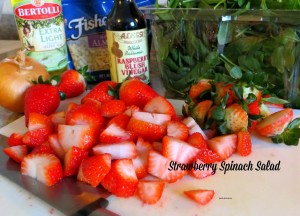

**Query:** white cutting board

left=0, top=97, right=300, bottom=216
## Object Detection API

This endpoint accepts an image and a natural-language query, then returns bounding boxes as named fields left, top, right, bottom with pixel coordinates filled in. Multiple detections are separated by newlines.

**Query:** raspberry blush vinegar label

left=106, top=28, right=150, bottom=83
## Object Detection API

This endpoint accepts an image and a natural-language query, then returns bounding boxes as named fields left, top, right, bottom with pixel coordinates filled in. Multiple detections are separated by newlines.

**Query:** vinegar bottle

left=106, top=0, right=150, bottom=83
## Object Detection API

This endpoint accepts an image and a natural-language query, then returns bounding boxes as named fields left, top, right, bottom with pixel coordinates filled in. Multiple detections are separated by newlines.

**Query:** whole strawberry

left=56, top=70, right=86, bottom=98
left=24, top=84, right=60, bottom=126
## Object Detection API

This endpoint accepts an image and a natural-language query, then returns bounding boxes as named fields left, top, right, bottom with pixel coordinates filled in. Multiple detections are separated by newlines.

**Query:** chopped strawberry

left=3, top=145, right=28, bottom=163
left=119, top=79, right=158, bottom=109
left=27, top=112, right=53, bottom=131
left=81, top=98, right=102, bottom=111
left=64, top=146, right=89, bottom=177
left=181, top=117, right=208, bottom=140
left=77, top=154, right=111, bottom=187
left=152, top=141, right=162, bottom=153
left=132, top=137, right=153, bottom=179
left=189, top=79, right=212, bottom=103
left=236, top=130, right=252, bottom=156
left=190, top=159, right=214, bottom=179
left=190, top=100, right=213, bottom=128
left=21, top=153, right=63, bottom=186
left=143, top=96, right=177, bottom=120
left=7, top=132, right=24, bottom=147
left=167, top=121, right=189, bottom=141
left=187, top=132, right=207, bottom=149
left=101, top=159, right=138, bottom=197
left=81, top=80, right=117, bottom=104
left=107, top=113, right=131, bottom=129
left=93, top=141, right=137, bottom=160
left=127, top=112, right=170, bottom=142
left=100, top=123, right=136, bottom=143
left=162, top=136, right=199, bottom=164
left=48, top=134, right=65, bottom=159
left=207, top=134, right=237, bottom=161
left=124, top=105, right=141, bottom=116
left=58, top=124, right=98, bottom=152
left=31, top=142, right=56, bottom=155
left=203, top=129, right=217, bottom=139
left=22, top=127, right=52, bottom=148
left=49, top=111, right=66, bottom=129
left=65, top=104, right=105, bottom=129
left=137, top=180, right=165, bottom=205
left=56, top=69, right=86, bottom=98
left=196, top=148, right=220, bottom=164
left=147, top=150, right=187, bottom=183
left=247, top=120, right=258, bottom=133
left=184, top=189, right=215, bottom=205
left=255, top=108, right=293, bottom=137
left=225, top=103, right=248, bottom=133
left=100, top=100, right=126, bottom=118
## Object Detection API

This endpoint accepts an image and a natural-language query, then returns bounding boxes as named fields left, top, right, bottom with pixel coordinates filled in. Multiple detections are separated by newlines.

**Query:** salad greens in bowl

left=142, top=0, right=300, bottom=108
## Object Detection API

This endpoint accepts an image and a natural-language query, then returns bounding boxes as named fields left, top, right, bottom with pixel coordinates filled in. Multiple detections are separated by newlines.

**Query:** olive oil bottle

left=106, top=0, right=150, bottom=83
left=11, top=0, right=68, bottom=76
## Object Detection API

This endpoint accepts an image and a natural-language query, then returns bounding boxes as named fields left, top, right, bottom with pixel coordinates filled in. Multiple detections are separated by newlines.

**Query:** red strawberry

left=64, top=146, right=89, bottom=177
left=190, top=159, right=214, bottom=179
left=247, top=100, right=260, bottom=115
left=49, top=111, right=66, bottom=130
left=255, top=108, right=293, bottom=137
left=27, top=112, right=53, bottom=131
left=124, top=105, right=141, bottom=116
left=31, top=142, right=56, bottom=155
left=119, top=79, right=158, bottom=109
left=152, top=141, right=163, bottom=153
left=195, top=148, right=220, bottom=164
left=22, top=127, right=52, bottom=148
left=162, top=136, right=199, bottom=164
left=214, top=82, right=237, bottom=106
left=7, top=132, right=24, bottom=147
left=190, top=100, right=213, bottom=128
left=187, top=132, right=207, bottom=149
left=93, top=141, right=137, bottom=160
left=107, top=113, right=131, bottom=129
left=189, top=79, right=212, bottom=103
left=21, top=153, right=63, bottom=186
left=236, top=130, right=252, bottom=156
left=207, top=134, right=237, bottom=160
left=65, top=104, right=105, bottom=129
left=225, top=103, right=248, bottom=133
left=99, top=123, right=136, bottom=143
left=81, top=98, right=102, bottom=111
left=58, top=124, right=98, bottom=151
left=184, top=189, right=215, bottom=205
left=56, top=69, right=86, bottom=98
left=143, top=96, right=177, bottom=120
left=147, top=150, right=187, bottom=183
left=132, top=137, right=153, bottom=179
left=24, top=84, right=61, bottom=126
left=248, top=120, right=258, bottom=133
left=127, top=112, right=170, bottom=142
left=167, top=121, right=189, bottom=141
left=81, top=80, right=117, bottom=104
left=101, top=159, right=138, bottom=197
left=48, top=134, right=65, bottom=159
left=137, top=180, right=165, bottom=205
left=77, top=154, right=111, bottom=187
left=3, top=145, right=28, bottom=163
left=181, top=117, right=208, bottom=140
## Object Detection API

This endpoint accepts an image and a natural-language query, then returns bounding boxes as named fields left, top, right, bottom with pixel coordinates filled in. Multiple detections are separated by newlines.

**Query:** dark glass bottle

left=106, top=0, right=150, bottom=83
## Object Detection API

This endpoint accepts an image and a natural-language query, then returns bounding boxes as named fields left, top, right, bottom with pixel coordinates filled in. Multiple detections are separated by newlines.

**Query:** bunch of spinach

left=151, top=0, right=300, bottom=108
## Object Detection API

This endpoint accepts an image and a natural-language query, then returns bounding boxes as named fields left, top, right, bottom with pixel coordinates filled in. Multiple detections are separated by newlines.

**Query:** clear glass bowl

left=142, top=7, right=300, bottom=108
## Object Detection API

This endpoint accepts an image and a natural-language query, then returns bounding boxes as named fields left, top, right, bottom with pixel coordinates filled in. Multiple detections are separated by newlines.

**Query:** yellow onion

left=0, top=50, right=49, bottom=113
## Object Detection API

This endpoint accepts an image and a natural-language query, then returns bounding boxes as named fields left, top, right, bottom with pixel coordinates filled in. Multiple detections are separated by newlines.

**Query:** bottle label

left=106, top=28, right=150, bottom=83
left=11, top=0, right=68, bottom=74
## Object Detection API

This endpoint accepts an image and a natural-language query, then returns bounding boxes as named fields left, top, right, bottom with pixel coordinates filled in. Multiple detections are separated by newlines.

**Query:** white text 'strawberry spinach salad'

left=2, top=78, right=300, bottom=207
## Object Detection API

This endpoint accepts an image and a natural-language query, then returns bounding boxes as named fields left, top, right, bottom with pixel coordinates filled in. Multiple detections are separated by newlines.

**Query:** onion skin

left=0, top=56, right=49, bottom=113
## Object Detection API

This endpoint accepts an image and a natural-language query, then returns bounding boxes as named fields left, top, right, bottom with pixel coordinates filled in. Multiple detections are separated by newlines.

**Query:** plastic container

left=142, top=7, right=300, bottom=108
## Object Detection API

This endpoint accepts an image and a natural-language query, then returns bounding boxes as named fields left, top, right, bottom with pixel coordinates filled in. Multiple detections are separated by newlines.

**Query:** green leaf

left=232, top=85, right=243, bottom=101
left=229, top=66, right=243, bottom=79
left=211, top=105, right=225, bottom=121
left=262, top=97, right=290, bottom=104
left=287, top=118, right=300, bottom=129
left=272, top=135, right=284, bottom=144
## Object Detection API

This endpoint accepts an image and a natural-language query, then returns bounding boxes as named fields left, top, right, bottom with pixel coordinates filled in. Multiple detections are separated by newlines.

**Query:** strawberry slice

left=167, top=121, right=189, bottom=141
left=207, top=134, right=237, bottom=161
left=31, top=142, right=56, bottom=155
left=93, top=141, right=137, bottom=160
left=236, top=130, right=252, bottom=156
left=48, top=134, right=65, bottom=159
left=132, top=137, right=153, bottom=179
left=190, top=159, right=214, bottom=179
left=101, top=159, right=138, bottom=197
left=99, top=123, right=136, bottom=143
left=22, top=127, right=52, bottom=148
left=100, top=100, right=126, bottom=118
left=27, top=112, right=53, bottom=131
left=195, top=148, right=220, bottom=164
left=184, top=189, right=215, bottom=205
left=137, top=180, right=165, bottom=205
left=147, top=150, right=187, bottom=183
left=124, top=105, right=141, bottom=116
left=49, top=111, right=66, bottom=129
left=77, top=154, right=111, bottom=187
left=143, top=96, right=177, bottom=120
left=107, top=113, right=131, bottom=129
left=21, top=153, right=63, bottom=186
left=162, top=136, right=199, bottom=164
left=7, top=132, right=24, bottom=147
left=3, top=145, right=28, bottom=163
left=255, top=108, right=293, bottom=137
left=64, top=146, right=89, bottom=177
left=58, top=124, right=98, bottom=151
left=181, top=117, right=208, bottom=140
left=187, top=132, right=207, bottom=149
